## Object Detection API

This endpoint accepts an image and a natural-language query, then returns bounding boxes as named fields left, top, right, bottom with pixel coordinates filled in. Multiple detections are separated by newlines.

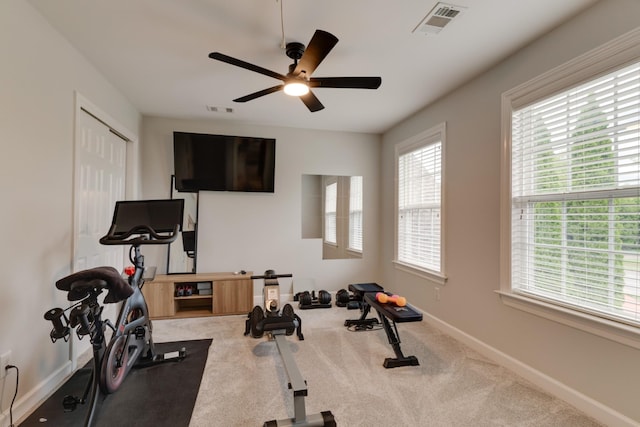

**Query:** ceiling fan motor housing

left=285, top=42, right=305, bottom=61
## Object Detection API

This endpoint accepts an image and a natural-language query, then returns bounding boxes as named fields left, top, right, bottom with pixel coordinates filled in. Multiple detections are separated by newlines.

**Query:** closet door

left=74, top=109, right=126, bottom=272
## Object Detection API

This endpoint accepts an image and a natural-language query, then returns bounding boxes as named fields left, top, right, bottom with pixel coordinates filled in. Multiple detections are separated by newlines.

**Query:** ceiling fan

left=208, top=29, right=382, bottom=112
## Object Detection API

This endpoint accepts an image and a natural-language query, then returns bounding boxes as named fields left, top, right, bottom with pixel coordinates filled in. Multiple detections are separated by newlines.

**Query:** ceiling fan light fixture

left=284, top=81, right=309, bottom=96
left=209, top=29, right=381, bottom=111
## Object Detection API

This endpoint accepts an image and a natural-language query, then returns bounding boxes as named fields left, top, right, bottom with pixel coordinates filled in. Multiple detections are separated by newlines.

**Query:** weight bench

left=344, top=283, right=423, bottom=368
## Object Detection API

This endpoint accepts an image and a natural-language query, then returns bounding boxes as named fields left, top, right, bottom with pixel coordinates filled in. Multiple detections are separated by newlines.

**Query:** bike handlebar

left=99, top=224, right=180, bottom=246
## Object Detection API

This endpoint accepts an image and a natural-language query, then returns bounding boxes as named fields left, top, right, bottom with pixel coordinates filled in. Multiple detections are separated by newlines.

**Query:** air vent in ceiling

left=413, top=2, right=467, bottom=35
left=206, top=105, right=234, bottom=113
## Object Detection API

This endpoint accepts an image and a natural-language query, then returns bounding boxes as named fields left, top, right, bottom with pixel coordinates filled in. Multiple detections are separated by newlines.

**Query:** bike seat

left=56, top=266, right=133, bottom=303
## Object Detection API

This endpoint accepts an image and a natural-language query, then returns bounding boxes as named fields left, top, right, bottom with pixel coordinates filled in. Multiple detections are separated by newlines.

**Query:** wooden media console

left=141, top=272, right=253, bottom=319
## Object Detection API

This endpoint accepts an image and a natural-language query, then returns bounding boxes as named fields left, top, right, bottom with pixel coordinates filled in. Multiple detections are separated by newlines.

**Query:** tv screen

left=173, top=132, right=276, bottom=193
left=111, top=199, right=185, bottom=235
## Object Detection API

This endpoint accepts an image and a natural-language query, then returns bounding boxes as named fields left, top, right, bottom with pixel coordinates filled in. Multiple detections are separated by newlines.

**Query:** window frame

left=348, top=175, right=363, bottom=253
left=323, top=178, right=338, bottom=246
left=394, top=122, right=447, bottom=285
left=500, top=27, right=640, bottom=348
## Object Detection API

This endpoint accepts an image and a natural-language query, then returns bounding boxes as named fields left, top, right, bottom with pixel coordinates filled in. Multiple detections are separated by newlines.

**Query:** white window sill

left=393, top=260, right=447, bottom=285
left=496, top=290, right=640, bottom=350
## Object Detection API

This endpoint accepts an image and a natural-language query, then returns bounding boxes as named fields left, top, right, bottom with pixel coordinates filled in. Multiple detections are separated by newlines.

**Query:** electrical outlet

left=0, top=351, right=11, bottom=379
left=435, top=287, right=441, bottom=301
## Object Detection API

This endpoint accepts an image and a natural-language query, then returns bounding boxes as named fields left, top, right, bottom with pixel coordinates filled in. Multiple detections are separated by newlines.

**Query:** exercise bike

left=245, top=270, right=335, bottom=427
left=44, top=199, right=187, bottom=427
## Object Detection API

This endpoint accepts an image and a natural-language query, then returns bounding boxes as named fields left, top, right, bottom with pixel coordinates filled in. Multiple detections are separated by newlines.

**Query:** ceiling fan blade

left=233, top=85, right=283, bottom=103
left=293, top=30, right=339, bottom=77
left=209, top=52, right=286, bottom=81
left=309, top=77, right=382, bottom=89
left=300, top=90, right=324, bottom=112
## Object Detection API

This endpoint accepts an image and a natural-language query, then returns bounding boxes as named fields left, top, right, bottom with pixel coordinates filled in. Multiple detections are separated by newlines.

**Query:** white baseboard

left=421, top=311, right=639, bottom=427
left=0, top=361, right=73, bottom=427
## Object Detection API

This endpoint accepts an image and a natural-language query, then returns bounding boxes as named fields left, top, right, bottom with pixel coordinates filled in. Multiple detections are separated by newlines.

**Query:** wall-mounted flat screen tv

left=173, top=131, right=276, bottom=193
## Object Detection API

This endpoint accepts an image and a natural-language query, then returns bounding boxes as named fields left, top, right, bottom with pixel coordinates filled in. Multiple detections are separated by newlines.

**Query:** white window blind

left=324, top=181, right=337, bottom=245
left=397, top=136, right=442, bottom=273
left=348, top=176, right=363, bottom=252
left=511, top=60, right=640, bottom=326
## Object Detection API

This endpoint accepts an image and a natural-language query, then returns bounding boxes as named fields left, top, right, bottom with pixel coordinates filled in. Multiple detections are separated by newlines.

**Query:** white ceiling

left=28, top=0, right=598, bottom=134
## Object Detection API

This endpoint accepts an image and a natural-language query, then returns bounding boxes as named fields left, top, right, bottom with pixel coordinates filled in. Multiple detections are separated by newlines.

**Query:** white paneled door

left=72, top=108, right=127, bottom=365
left=74, top=109, right=127, bottom=272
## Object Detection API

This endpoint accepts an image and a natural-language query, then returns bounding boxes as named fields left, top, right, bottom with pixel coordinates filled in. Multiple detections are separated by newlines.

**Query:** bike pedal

left=76, top=325, right=91, bottom=337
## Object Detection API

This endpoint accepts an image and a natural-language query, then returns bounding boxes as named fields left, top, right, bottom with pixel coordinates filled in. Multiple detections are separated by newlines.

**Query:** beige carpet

left=152, top=306, right=602, bottom=427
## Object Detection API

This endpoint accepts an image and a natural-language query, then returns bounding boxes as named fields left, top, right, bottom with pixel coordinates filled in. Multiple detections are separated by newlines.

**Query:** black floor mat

left=20, top=339, right=212, bottom=427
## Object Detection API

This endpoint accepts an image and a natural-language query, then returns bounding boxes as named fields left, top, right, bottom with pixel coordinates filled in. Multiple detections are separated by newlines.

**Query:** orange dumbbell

left=376, top=292, right=407, bottom=307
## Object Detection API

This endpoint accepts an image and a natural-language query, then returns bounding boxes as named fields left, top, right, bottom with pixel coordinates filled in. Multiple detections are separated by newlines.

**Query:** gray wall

left=380, top=0, right=640, bottom=422
left=139, top=117, right=381, bottom=296
left=0, top=0, right=141, bottom=421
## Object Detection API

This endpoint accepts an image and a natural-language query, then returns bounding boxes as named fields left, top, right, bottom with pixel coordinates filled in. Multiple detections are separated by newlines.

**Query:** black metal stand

left=377, top=314, right=420, bottom=368
left=264, top=333, right=335, bottom=427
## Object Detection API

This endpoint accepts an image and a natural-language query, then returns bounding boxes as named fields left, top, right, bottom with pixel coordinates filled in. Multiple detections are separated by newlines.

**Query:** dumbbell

left=299, top=290, right=332, bottom=306
left=317, top=290, right=331, bottom=305
left=376, top=292, right=406, bottom=307
left=337, top=289, right=354, bottom=307
left=298, top=291, right=312, bottom=306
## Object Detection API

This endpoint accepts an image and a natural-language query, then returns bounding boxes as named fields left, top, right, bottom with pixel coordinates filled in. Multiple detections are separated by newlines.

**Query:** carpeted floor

left=151, top=307, right=603, bottom=427
left=22, top=306, right=604, bottom=426
left=20, top=339, right=211, bottom=427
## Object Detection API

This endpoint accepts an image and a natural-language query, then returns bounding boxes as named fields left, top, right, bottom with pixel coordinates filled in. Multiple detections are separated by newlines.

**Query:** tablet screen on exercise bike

left=110, top=199, right=184, bottom=235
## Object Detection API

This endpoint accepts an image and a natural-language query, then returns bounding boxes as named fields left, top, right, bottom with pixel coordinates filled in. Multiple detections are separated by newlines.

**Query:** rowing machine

left=246, top=271, right=335, bottom=427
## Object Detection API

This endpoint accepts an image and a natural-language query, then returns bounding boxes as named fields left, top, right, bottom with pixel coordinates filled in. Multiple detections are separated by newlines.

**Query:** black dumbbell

left=336, top=289, right=350, bottom=307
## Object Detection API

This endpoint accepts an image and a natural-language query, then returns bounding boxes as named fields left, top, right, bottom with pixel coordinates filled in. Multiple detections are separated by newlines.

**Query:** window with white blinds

left=348, top=175, right=363, bottom=252
left=324, top=181, right=337, bottom=245
left=396, top=124, right=445, bottom=275
left=510, top=60, right=640, bottom=326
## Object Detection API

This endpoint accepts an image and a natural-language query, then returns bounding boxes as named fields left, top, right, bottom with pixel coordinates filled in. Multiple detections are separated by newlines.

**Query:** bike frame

left=107, top=245, right=156, bottom=372
left=82, top=244, right=155, bottom=425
